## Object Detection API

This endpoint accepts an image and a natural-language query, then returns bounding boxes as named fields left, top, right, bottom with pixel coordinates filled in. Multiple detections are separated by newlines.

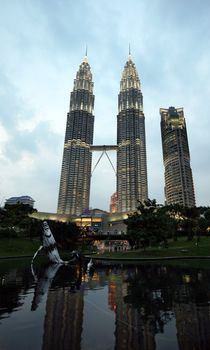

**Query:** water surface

left=1, top=259, right=210, bottom=349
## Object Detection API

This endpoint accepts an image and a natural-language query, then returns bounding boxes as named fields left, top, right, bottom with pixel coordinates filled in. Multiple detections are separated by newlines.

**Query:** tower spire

left=84, top=45, right=88, bottom=62
left=128, top=43, right=132, bottom=61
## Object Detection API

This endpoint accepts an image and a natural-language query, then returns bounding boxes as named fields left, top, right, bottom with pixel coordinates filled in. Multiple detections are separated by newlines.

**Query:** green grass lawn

left=1, top=236, right=210, bottom=260
left=0, top=238, right=40, bottom=257
left=90, top=236, right=210, bottom=259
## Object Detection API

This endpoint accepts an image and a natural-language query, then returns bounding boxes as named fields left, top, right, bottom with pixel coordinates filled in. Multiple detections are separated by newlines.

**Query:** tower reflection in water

left=31, top=263, right=210, bottom=350
left=32, top=264, right=84, bottom=350
left=107, top=264, right=210, bottom=350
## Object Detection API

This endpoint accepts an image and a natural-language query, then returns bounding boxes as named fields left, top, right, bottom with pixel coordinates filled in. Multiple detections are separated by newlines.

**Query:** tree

left=46, top=220, right=81, bottom=249
left=125, top=199, right=176, bottom=249
left=181, top=207, right=200, bottom=240
left=0, top=203, right=37, bottom=237
left=204, top=208, right=210, bottom=223
left=197, top=208, right=210, bottom=236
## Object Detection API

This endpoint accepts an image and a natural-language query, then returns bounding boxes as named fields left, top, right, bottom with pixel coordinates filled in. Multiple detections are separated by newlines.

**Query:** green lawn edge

left=86, top=236, right=210, bottom=260
left=1, top=236, right=210, bottom=260
left=0, top=238, right=40, bottom=258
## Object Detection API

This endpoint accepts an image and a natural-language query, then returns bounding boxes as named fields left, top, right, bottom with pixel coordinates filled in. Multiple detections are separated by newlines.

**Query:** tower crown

left=74, top=59, right=93, bottom=92
left=120, top=58, right=141, bottom=91
left=70, top=57, right=94, bottom=113
left=160, top=107, right=185, bottom=129
left=118, top=56, right=143, bottom=112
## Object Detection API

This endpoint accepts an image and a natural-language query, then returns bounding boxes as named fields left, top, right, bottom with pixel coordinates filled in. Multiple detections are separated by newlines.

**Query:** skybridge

left=90, top=145, right=118, bottom=176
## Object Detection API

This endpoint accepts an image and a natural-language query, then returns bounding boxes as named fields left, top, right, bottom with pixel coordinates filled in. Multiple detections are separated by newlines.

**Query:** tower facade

left=117, top=55, right=148, bottom=213
left=57, top=56, right=95, bottom=216
left=160, top=106, right=195, bottom=207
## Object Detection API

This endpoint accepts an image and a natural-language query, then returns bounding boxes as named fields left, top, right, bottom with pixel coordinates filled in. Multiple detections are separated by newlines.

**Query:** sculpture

left=31, top=221, right=81, bottom=265
left=30, top=221, right=84, bottom=310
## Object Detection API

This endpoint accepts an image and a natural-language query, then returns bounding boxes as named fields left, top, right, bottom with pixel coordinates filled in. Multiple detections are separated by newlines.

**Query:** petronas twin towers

left=57, top=53, right=148, bottom=216
left=117, top=54, right=148, bottom=212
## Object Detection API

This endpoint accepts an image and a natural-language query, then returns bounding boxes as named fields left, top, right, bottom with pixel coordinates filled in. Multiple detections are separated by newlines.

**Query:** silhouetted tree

left=0, top=204, right=37, bottom=237
left=125, top=199, right=176, bottom=249
left=46, top=220, right=81, bottom=249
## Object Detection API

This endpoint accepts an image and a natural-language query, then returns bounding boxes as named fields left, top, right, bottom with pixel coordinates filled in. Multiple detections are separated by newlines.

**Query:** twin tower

left=57, top=53, right=196, bottom=216
left=57, top=53, right=148, bottom=216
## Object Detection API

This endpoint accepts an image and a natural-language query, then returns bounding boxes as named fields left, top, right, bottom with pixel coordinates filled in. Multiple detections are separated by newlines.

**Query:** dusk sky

left=0, top=0, right=210, bottom=212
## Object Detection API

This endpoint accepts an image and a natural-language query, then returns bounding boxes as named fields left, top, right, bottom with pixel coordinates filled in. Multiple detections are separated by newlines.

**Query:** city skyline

left=0, top=1, right=210, bottom=212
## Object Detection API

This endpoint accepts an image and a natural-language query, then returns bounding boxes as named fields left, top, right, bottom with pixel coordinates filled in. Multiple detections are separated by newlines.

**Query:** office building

left=57, top=55, right=95, bottom=215
left=117, top=53, right=148, bottom=212
left=160, top=106, right=195, bottom=207
left=5, top=195, right=35, bottom=208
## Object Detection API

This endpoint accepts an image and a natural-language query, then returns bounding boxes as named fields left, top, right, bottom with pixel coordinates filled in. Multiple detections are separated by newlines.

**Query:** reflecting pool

left=1, top=258, right=210, bottom=349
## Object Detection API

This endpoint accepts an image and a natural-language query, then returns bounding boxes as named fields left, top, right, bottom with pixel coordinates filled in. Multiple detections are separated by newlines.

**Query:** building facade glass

left=160, top=106, right=195, bottom=207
